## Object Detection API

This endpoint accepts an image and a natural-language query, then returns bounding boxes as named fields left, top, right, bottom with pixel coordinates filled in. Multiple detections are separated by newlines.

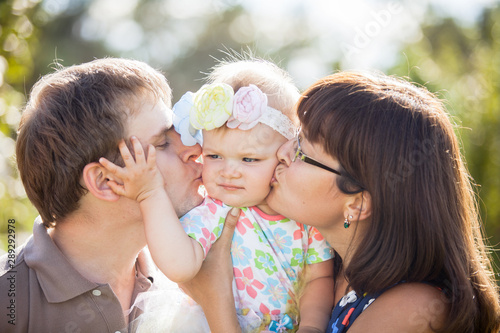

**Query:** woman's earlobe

left=82, top=162, right=121, bottom=202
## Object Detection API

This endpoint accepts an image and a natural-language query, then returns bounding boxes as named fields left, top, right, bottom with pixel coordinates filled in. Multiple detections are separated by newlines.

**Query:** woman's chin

left=266, top=190, right=280, bottom=213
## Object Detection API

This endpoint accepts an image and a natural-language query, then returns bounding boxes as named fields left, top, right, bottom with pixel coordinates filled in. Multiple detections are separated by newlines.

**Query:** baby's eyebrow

left=202, top=148, right=218, bottom=154
left=238, top=150, right=261, bottom=157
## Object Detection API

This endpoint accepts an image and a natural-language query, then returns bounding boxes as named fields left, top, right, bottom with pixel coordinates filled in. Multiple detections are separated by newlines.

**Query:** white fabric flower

left=363, top=298, right=375, bottom=311
left=339, top=290, right=357, bottom=307
left=172, top=92, right=203, bottom=146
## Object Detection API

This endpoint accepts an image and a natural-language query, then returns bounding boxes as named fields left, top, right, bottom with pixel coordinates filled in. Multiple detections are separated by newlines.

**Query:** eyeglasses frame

left=292, top=135, right=342, bottom=176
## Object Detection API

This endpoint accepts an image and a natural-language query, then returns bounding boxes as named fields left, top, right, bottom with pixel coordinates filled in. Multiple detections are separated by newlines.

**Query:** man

left=0, top=58, right=207, bottom=332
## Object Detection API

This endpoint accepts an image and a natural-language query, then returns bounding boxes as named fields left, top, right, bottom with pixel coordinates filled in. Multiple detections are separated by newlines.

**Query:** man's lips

left=193, top=173, right=203, bottom=185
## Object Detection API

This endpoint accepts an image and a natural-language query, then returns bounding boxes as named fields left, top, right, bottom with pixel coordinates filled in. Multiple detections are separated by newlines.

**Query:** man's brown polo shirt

left=0, top=217, right=157, bottom=333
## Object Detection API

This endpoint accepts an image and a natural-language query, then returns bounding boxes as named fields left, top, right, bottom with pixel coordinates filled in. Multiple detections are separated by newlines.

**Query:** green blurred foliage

left=0, top=0, right=499, bottom=281
left=389, top=8, right=500, bottom=266
left=0, top=0, right=40, bottom=248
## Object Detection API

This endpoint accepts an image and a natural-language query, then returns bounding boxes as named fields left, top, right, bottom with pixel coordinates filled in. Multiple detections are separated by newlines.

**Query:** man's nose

left=181, top=143, right=202, bottom=163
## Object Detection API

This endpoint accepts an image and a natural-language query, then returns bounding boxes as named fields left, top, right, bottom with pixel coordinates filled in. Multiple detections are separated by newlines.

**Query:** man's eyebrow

left=150, top=125, right=172, bottom=143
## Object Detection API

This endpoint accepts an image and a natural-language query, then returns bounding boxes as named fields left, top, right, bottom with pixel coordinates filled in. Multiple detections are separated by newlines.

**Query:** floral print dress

left=180, top=196, right=334, bottom=331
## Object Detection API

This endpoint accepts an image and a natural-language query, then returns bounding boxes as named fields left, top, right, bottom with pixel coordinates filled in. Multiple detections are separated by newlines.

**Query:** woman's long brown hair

left=298, top=71, right=500, bottom=332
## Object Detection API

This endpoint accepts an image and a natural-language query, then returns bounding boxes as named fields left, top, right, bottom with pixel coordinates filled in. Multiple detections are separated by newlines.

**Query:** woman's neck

left=319, top=220, right=369, bottom=269
left=333, top=269, right=350, bottom=303
left=255, top=202, right=280, bottom=215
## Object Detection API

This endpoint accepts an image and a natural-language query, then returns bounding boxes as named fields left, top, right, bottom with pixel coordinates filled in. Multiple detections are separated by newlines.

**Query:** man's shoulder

left=0, top=241, right=28, bottom=278
left=0, top=242, right=30, bottom=333
left=0, top=241, right=30, bottom=298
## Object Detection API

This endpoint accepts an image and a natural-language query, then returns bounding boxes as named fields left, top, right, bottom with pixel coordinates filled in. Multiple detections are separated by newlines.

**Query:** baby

left=101, top=59, right=334, bottom=332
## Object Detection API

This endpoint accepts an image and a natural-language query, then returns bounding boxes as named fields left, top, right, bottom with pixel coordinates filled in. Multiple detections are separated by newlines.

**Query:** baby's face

left=202, top=124, right=288, bottom=212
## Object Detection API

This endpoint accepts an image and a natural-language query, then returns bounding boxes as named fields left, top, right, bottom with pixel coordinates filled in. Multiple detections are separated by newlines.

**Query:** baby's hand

left=99, top=136, right=164, bottom=203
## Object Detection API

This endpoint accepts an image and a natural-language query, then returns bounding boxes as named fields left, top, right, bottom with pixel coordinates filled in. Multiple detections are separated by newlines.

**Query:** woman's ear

left=346, top=191, right=372, bottom=222
left=82, top=162, right=121, bottom=202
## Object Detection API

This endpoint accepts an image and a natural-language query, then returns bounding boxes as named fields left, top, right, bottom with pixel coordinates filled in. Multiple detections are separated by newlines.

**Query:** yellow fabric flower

left=190, top=83, right=233, bottom=130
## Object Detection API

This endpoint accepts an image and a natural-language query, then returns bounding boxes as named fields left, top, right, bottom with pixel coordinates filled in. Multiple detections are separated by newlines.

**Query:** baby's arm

left=297, top=259, right=335, bottom=333
left=99, top=137, right=204, bottom=283
left=180, top=208, right=242, bottom=333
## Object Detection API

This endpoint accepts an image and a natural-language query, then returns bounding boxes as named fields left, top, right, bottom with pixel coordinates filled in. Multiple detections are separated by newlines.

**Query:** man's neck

left=49, top=213, right=145, bottom=319
left=49, top=214, right=145, bottom=290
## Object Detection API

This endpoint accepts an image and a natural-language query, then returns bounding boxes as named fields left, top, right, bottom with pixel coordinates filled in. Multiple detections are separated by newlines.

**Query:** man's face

left=127, top=97, right=203, bottom=217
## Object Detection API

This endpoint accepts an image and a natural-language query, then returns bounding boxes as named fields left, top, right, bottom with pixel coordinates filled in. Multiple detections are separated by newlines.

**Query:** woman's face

left=268, top=133, right=347, bottom=230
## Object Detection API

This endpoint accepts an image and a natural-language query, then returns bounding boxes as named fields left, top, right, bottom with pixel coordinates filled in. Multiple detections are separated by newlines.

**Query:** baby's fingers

left=106, top=180, right=127, bottom=196
left=130, top=136, right=147, bottom=165
left=117, top=139, right=137, bottom=168
left=146, top=144, right=157, bottom=167
left=99, top=157, right=126, bottom=178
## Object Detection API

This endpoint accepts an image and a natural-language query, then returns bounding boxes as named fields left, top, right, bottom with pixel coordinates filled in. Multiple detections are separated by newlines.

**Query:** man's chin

left=176, top=193, right=204, bottom=217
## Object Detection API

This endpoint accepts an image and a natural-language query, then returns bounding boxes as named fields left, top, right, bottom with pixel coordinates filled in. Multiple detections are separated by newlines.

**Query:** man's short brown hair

left=16, top=58, right=171, bottom=227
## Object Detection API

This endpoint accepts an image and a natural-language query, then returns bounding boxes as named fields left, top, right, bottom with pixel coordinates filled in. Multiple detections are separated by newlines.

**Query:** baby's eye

left=206, top=154, right=221, bottom=159
left=242, top=157, right=259, bottom=162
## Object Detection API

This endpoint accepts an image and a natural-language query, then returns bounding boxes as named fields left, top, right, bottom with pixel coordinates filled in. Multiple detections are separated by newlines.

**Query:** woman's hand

left=179, top=207, right=242, bottom=333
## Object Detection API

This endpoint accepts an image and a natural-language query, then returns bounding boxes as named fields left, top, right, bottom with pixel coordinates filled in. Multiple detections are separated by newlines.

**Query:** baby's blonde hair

left=207, top=54, right=300, bottom=127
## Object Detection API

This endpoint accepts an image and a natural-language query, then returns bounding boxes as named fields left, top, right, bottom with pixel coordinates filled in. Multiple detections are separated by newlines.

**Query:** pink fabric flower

left=236, top=216, right=254, bottom=235
left=234, top=267, right=265, bottom=299
left=227, top=84, right=268, bottom=130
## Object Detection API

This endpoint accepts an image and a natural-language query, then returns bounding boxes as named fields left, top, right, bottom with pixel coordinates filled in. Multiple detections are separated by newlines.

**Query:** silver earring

left=344, top=215, right=353, bottom=229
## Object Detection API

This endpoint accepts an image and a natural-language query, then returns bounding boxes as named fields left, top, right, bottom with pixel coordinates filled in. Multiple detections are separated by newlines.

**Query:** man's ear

left=346, top=191, right=372, bottom=222
left=82, top=162, right=121, bottom=202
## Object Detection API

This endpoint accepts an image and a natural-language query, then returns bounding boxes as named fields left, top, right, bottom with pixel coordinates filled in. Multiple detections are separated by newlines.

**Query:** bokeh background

left=1, top=0, right=499, bottom=279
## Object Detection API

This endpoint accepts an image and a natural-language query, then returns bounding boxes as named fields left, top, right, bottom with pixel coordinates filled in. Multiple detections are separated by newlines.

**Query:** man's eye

left=243, top=157, right=258, bottom=162
left=156, top=141, right=170, bottom=149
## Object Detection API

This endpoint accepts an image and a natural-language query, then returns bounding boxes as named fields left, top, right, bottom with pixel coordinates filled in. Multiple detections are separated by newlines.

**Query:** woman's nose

left=277, top=139, right=294, bottom=166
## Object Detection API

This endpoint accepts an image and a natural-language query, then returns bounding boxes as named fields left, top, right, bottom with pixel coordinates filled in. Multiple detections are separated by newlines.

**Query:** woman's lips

left=271, top=166, right=283, bottom=185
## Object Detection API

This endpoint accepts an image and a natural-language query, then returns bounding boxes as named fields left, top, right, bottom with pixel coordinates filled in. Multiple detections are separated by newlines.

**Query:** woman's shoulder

left=349, top=282, right=449, bottom=333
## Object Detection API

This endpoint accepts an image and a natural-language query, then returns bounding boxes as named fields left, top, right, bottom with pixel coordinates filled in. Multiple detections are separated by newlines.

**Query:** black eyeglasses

left=292, top=136, right=342, bottom=176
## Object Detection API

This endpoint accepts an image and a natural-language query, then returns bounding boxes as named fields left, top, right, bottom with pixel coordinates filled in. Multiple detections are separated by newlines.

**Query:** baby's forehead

left=204, top=123, right=279, bottom=141
left=203, top=124, right=285, bottom=153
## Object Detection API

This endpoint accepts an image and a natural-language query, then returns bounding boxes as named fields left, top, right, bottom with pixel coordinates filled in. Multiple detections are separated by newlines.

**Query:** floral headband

left=172, top=83, right=297, bottom=146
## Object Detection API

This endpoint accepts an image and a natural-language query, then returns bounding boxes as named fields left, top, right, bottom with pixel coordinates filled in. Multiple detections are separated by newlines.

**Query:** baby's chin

left=209, top=194, right=257, bottom=208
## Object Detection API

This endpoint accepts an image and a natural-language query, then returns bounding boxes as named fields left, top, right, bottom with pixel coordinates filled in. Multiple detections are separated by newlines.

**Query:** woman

left=182, top=71, right=500, bottom=332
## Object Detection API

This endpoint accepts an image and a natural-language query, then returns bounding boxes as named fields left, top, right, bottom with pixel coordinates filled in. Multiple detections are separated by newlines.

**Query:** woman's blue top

left=326, top=289, right=384, bottom=333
